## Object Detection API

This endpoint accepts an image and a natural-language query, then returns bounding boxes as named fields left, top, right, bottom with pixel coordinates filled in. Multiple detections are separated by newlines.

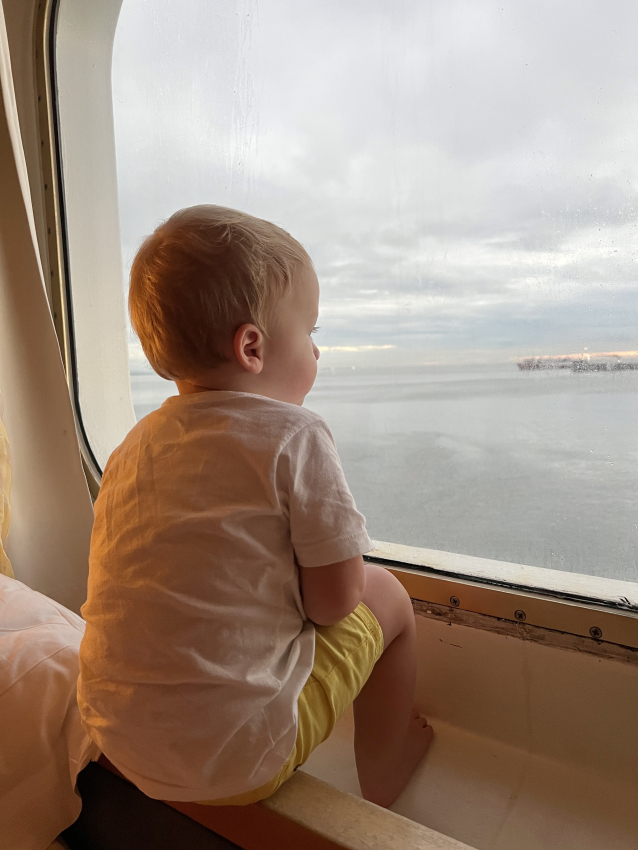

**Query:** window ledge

left=368, top=540, right=638, bottom=612
left=367, top=541, right=638, bottom=650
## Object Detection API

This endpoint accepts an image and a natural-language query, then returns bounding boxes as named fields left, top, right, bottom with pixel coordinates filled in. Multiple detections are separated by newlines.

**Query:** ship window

left=56, top=0, right=638, bottom=587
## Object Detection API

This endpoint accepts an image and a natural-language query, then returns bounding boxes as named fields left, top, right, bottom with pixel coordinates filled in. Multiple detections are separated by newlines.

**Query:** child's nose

left=313, top=342, right=320, bottom=360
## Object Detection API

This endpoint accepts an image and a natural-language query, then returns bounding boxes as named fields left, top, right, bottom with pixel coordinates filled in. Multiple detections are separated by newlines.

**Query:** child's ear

left=233, top=323, right=264, bottom=374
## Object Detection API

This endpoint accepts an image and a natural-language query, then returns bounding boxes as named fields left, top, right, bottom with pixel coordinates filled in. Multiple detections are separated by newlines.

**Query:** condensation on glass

left=85, top=0, right=638, bottom=581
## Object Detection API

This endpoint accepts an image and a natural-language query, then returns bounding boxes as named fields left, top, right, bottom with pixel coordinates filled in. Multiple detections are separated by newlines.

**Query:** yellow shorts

left=200, top=602, right=383, bottom=806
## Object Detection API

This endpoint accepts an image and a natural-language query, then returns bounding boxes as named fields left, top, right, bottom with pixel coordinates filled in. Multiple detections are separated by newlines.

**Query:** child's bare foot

left=358, top=712, right=433, bottom=808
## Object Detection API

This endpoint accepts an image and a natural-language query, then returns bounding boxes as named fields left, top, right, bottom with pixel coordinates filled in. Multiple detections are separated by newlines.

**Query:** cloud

left=112, top=0, right=638, bottom=366
left=318, top=345, right=396, bottom=353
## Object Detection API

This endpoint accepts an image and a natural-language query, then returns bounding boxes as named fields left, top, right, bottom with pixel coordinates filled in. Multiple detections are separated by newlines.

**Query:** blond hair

left=129, top=205, right=311, bottom=379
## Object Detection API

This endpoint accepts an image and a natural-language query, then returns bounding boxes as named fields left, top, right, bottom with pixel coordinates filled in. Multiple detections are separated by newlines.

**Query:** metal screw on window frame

left=514, top=609, right=526, bottom=622
left=449, top=596, right=460, bottom=608
left=589, top=626, right=603, bottom=640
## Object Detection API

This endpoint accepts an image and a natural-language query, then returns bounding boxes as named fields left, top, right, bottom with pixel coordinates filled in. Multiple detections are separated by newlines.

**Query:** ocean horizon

left=130, top=361, right=638, bottom=584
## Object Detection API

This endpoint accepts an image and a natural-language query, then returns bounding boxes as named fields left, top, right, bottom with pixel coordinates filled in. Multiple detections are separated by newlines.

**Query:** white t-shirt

left=78, top=391, right=372, bottom=801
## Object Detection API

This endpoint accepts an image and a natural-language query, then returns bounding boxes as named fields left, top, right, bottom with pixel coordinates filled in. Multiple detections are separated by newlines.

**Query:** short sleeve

left=278, top=419, right=373, bottom=567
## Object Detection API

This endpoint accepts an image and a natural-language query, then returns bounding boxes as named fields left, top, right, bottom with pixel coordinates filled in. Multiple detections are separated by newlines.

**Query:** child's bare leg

left=354, top=565, right=433, bottom=807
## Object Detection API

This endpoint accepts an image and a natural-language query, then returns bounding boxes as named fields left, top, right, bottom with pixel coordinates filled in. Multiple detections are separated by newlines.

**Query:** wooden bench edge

left=98, top=755, right=477, bottom=850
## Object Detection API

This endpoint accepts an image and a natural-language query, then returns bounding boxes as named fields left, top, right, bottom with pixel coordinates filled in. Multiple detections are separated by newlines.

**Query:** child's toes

left=409, top=711, right=430, bottom=729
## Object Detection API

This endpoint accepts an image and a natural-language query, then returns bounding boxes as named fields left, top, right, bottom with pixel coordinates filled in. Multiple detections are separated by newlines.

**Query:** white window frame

left=47, top=0, right=136, bottom=480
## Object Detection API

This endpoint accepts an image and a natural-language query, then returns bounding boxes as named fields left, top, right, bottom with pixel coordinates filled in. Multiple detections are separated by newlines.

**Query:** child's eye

left=311, top=326, right=320, bottom=335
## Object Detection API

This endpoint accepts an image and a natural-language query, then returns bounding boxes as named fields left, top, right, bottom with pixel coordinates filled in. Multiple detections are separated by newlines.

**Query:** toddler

left=78, top=205, right=432, bottom=808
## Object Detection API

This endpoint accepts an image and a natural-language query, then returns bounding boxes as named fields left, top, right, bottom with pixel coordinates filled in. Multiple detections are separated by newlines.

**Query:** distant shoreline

left=518, top=352, right=638, bottom=372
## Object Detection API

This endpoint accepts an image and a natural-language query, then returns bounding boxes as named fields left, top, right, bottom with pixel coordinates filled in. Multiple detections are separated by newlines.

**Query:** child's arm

left=299, top=556, right=366, bottom=626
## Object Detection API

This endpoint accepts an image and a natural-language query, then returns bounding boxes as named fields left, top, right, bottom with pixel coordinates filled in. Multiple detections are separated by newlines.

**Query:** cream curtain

left=0, top=0, right=94, bottom=613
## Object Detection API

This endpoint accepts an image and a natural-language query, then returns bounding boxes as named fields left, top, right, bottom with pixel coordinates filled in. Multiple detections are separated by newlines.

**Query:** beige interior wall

left=0, top=0, right=93, bottom=613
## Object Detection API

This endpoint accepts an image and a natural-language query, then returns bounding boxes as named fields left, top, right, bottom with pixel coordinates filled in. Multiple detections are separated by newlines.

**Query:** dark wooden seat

left=89, top=755, right=345, bottom=850
left=62, top=760, right=241, bottom=850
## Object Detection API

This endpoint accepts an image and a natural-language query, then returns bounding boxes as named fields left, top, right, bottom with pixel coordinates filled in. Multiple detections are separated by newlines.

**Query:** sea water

left=130, top=363, right=638, bottom=583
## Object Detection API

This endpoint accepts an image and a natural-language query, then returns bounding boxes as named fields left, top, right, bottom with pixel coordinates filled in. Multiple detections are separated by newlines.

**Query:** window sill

left=366, top=541, right=638, bottom=651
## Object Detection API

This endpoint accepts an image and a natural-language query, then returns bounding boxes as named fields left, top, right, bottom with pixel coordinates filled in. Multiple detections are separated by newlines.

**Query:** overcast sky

left=112, top=0, right=638, bottom=369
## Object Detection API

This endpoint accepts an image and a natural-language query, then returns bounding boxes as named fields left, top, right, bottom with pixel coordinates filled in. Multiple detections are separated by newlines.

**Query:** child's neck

left=175, top=362, right=254, bottom=396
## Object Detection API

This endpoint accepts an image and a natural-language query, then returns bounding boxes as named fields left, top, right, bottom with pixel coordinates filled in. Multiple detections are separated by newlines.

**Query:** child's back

left=79, top=390, right=370, bottom=800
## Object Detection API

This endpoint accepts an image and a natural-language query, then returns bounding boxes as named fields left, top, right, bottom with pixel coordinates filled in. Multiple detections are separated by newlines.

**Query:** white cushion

left=0, top=574, right=99, bottom=849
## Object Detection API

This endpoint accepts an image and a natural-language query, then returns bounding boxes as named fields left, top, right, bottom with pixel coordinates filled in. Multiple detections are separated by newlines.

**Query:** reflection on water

left=130, top=364, right=638, bottom=583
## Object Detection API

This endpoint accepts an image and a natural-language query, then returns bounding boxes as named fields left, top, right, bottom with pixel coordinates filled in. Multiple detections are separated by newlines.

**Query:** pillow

left=0, top=574, right=99, bottom=849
